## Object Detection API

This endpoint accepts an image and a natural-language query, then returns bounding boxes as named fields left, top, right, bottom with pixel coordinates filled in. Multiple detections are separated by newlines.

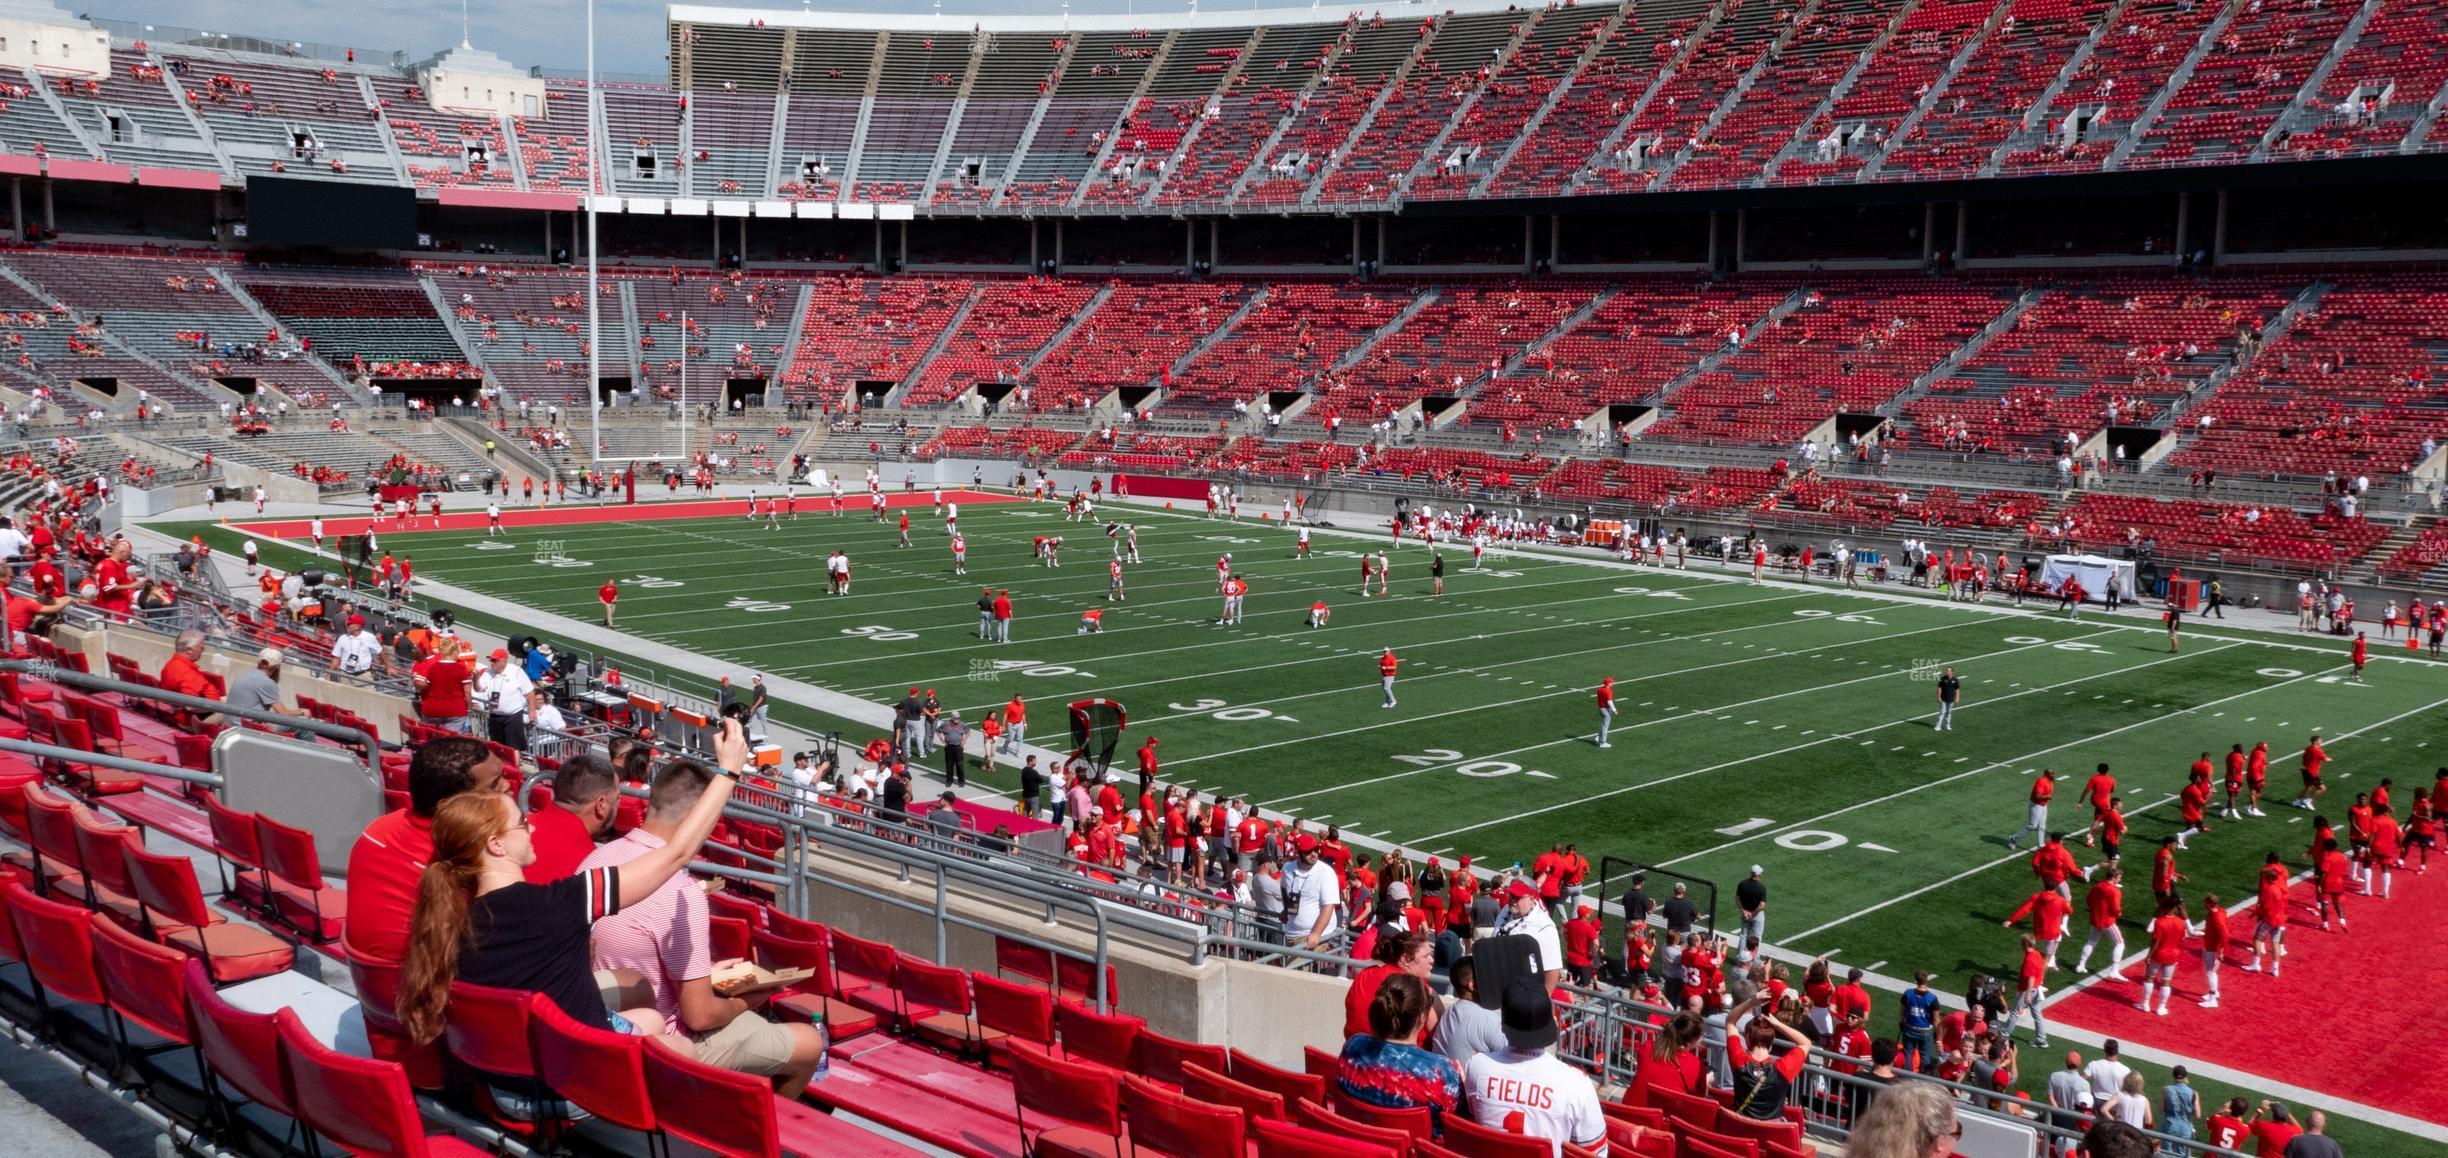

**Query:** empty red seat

left=274, top=1007, right=489, bottom=1156
left=122, top=841, right=294, bottom=984
left=1011, top=1040, right=1127, bottom=1158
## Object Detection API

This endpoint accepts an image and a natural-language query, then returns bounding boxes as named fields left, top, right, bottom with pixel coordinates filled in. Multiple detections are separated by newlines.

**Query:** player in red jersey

left=2003, top=885, right=2072, bottom=967
left=2083, top=763, right=2117, bottom=847
left=2351, top=631, right=2368, bottom=682
left=2176, top=776, right=2212, bottom=849
left=2198, top=894, right=2229, bottom=1009
left=2098, top=797, right=2128, bottom=863
left=2073, top=865, right=2124, bottom=974
left=2151, top=837, right=2185, bottom=908
left=2316, top=843, right=2351, bottom=931
left=2346, top=792, right=2375, bottom=891
left=2245, top=741, right=2270, bottom=815
left=2222, top=744, right=2248, bottom=820
left=2010, top=934, right=2051, bottom=1048
left=2136, top=897, right=2188, bottom=1016
left=2368, top=807, right=2402, bottom=898
left=2006, top=768, right=2058, bottom=851
left=1594, top=678, right=1616, bottom=749
left=2292, top=735, right=2329, bottom=810
left=2245, top=853, right=2288, bottom=976
left=897, top=512, right=912, bottom=548
left=2408, top=789, right=2438, bottom=870
left=1378, top=648, right=1399, bottom=709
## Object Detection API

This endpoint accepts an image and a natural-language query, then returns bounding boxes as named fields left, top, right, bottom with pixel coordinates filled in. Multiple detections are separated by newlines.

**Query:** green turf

left=172, top=500, right=2444, bottom=1157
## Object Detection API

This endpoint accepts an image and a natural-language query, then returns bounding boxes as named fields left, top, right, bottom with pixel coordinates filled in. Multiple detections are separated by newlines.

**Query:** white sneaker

left=2134, top=1001, right=2152, bottom=1012
left=2242, top=961, right=2261, bottom=972
left=1598, top=742, right=1613, bottom=749
left=2250, top=807, right=2267, bottom=817
left=2201, top=997, right=2218, bottom=1009
left=2156, top=1006, right=2170, bottom=1017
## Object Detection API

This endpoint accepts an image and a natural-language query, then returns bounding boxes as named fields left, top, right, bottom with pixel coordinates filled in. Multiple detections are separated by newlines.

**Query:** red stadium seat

left=274, top=1008, right=488, bottom=1156
left=1123, top=1072, right=1248, bottom=1158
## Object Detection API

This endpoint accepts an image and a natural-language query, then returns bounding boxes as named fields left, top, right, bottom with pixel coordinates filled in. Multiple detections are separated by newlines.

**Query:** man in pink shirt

left=582, top=761, right=828, bottom=1096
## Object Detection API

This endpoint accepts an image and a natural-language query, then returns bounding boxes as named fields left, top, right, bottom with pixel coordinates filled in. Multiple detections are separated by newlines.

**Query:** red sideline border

left=221, top=489, right=1027, bottom=539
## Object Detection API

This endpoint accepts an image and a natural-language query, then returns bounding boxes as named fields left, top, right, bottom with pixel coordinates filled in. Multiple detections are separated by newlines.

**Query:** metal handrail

left=0, top=659, right=383, bottom=762
left=1550, top=981, right=2255, bottom=1158
left=0, top=736, right=220, bottom=787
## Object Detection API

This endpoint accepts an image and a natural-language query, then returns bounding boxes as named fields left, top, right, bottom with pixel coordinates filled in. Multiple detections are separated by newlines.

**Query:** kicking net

left=1067, top=698, right=1129, bottom=780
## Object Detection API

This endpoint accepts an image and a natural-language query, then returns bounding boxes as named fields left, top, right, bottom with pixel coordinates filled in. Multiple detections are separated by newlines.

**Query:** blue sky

left=91, top=0, right=1215, bottom=77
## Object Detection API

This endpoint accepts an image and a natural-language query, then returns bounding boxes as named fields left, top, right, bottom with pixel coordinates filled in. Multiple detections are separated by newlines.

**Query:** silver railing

left=1552, top=984, right=2254, bottom=1158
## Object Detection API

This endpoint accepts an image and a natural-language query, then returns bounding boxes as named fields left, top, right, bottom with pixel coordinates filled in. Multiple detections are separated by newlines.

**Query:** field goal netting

left=1068, top=699, right=1128, bottom=780
left=1597, top=856, right=1719, bottom=960
left=334, top=534, right=378, bottom=586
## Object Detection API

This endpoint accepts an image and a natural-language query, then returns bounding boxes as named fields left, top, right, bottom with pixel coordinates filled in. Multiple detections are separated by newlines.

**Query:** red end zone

left=2047, top=865, right=2448, bottom=1125
left=222, top=489, right=1027, bottom=540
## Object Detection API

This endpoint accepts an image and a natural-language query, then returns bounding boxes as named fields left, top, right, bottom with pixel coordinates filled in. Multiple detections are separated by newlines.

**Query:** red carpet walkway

left=2050, top=850, right=2448, bottom=1125
left=228, top=488, right=1026, bottom=539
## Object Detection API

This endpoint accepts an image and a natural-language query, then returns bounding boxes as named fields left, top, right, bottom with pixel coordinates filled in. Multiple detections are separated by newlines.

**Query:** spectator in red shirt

left=343, top=737, right=507, bottom=961
left=1343, top=929, right=1433, bottom=1041
left=2248, top=1102, right=2302, bottom=1158
left=413, top=638, right=475, bottom=734
left=1561, top=904, right=1600, bottom=986
left=523, top=754, right=619, bottom=884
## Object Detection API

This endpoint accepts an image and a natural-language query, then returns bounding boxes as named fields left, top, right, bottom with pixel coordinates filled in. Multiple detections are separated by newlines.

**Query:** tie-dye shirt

left=1336, top=1034, right=1465, bottom=1133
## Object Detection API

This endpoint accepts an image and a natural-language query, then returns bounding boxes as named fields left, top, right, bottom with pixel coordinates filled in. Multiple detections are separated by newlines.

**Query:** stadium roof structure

left=668, top=0, right=1535, bottom=35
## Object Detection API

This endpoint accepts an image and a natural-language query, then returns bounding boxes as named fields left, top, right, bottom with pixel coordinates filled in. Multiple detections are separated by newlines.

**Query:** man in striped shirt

left=582, top=761, right=829, bottom=1097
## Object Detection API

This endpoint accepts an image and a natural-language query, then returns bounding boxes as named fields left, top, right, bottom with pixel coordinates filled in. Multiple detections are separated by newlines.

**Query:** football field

left=212, top=495, right=2447, bottom=968
left=191, top=493, right=2448, bottom=1149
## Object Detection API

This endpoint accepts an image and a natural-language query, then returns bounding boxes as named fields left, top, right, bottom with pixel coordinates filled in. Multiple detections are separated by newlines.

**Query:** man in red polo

left=600, top=578, right=620, bottom=627
left=343, top=738, right=506, bottom=960
left=523, top=754, right=620, bottom=884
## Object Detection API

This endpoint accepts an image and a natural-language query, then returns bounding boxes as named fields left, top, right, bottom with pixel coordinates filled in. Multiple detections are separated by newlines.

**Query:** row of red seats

left=2122, top=0, right=2352, bottom=171
left=2055, top=492, right=2388, bottom=566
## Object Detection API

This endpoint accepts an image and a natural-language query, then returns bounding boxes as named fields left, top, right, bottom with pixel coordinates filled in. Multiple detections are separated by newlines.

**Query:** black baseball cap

left=1499, top=979, right=1558, bottom=1051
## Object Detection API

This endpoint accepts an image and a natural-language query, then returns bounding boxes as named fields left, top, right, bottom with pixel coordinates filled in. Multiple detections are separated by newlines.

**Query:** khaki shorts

left=692, top=1010, right=798, bottom=1076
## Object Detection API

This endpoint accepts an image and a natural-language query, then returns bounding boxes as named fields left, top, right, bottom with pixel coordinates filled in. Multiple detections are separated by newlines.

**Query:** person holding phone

left=580, top=717, right=832, bottom=1095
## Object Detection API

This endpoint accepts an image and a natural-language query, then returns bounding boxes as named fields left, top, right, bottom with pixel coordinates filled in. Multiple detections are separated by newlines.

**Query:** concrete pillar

left=1523, top=215, right=1535, bottom=274
left=1054, top=218, right=1064, bottom=269
left=897, top=219, right=908, bottom=270
left=8, top=177, right=19, bottom=242
left=1733, top=209, right=1747, bottom=270
left=1922, top=203, right=1937, bottom=265
left=40, top=177, right=52, bottom=233
left=1953, top=201, right=1967, bottom=264
left=2173, top=192, right=2191, bottom=268
left=2211, top=190, right=2228, bottom=266
left=543, top=210, right=552, bottom=258
left=1548, top=213, right=1560, bottom=270
left=1706, top=210, right=1719, bottom=272
left=1351, top=217, right=1362, bottom=275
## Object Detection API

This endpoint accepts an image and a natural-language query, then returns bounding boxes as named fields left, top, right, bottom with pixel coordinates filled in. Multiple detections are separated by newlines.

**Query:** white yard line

left=1134, top=600, right=1978, bottom=731
left=1774, top=679, right=2438, bottom=943
left=1258, top=624, right=2120, bottom=805
left=1412, top=641, right=2248, bottom=844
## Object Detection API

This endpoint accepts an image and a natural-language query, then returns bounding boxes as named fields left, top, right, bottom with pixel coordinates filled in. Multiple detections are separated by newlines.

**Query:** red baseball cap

left=1293, top=834, right=1320, bottom=854
left=1503, top=880, right=1538, bottom=900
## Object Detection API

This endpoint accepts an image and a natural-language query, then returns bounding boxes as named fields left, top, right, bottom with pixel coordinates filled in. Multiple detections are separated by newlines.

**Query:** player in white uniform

left=1043, top=536, right=1062, bottom=568
left=1371, top=552, right=1390, bottom=598
left=1125, top=524, right=1141, bottom=564
left=1108, top=558, right=1126, bottom=601
left=869, top=491, right=887, bottom=521
left=485, top=503, right=503, bottom=536
left=1282, top=497, right=1295, bottom=525
left=1295, top=526, right=1312, bottom=558
left=950, top=532, right=968, bottom=576
left=310, top=518, right=325, bottom=551
left=1472, top=535, right=1486, bottom=570
left=1216, top=553, right=1233, bottom=593
left=830, top=479, right=844, bottom=516
left=932, top=488, right=943, bottom=516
